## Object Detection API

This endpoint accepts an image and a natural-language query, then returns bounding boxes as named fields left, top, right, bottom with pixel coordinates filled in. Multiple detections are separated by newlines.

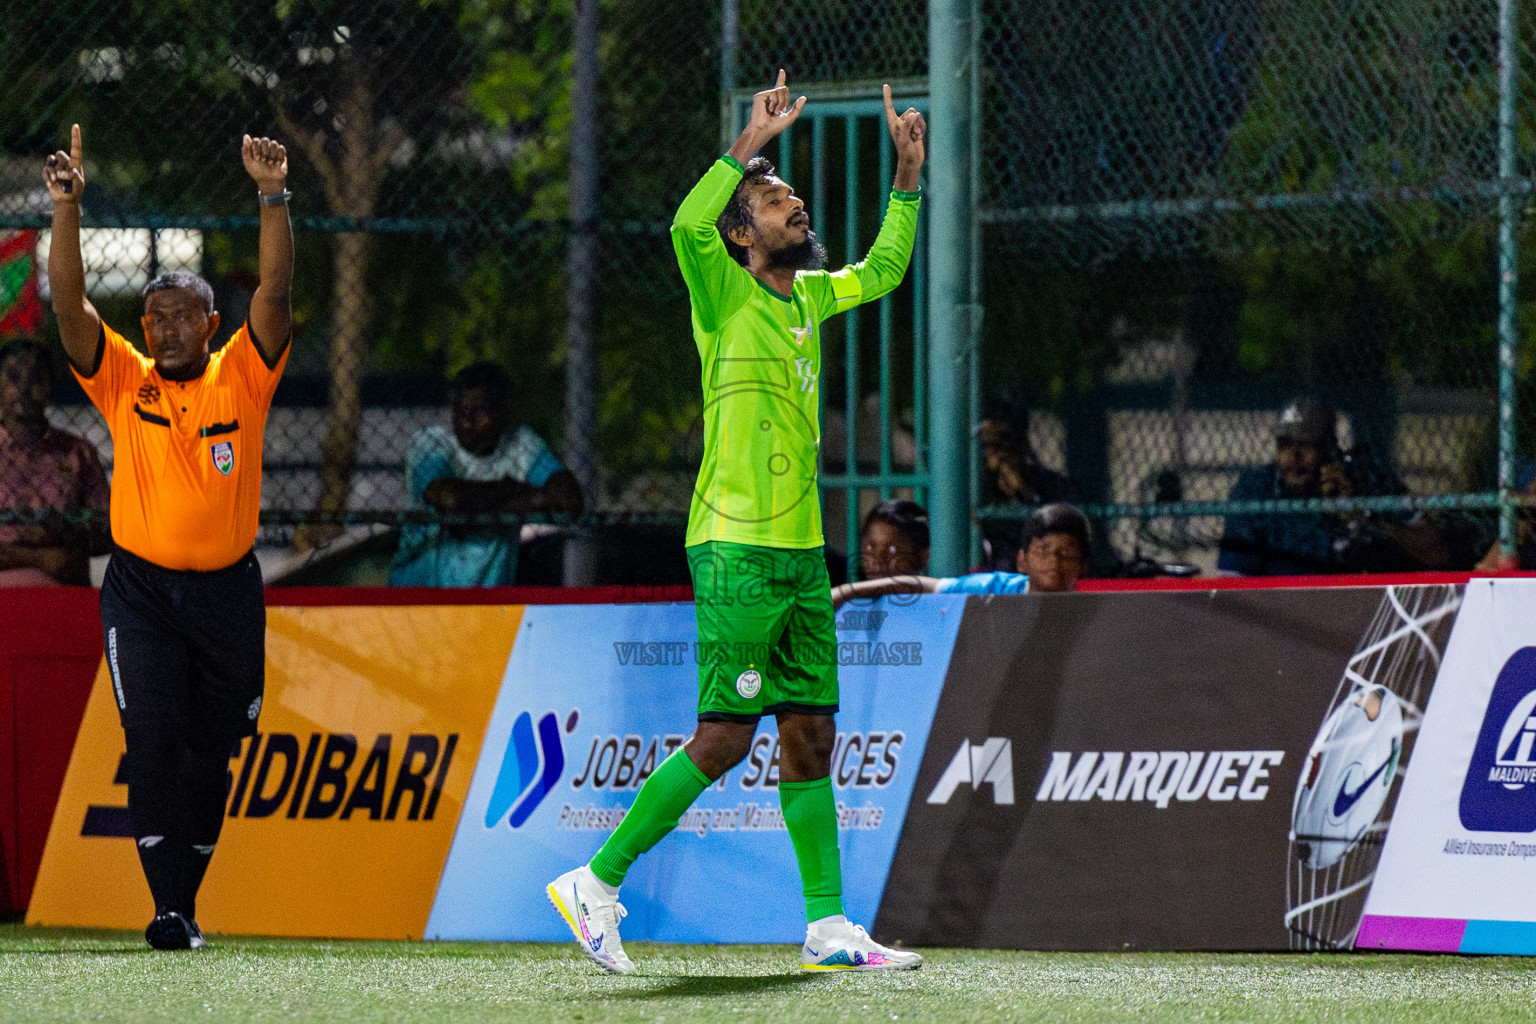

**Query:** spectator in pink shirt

left=0, top=340, right=109, bottom=585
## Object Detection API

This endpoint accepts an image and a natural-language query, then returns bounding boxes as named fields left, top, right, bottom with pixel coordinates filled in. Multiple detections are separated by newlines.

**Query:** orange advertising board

left=27, top=604, right=521, bottom=939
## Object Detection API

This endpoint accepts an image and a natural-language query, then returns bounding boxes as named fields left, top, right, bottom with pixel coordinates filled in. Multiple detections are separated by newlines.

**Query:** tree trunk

left=312, top=230, right=373, bottom=531
left=293, top=72, right=384, bottom=550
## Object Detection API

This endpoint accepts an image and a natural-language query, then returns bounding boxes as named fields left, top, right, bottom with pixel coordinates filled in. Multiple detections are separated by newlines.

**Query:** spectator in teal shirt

left=389, top=362, right=583, bottom=587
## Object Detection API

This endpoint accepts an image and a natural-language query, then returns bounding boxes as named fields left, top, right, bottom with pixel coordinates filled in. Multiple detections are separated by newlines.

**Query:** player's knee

left=776, top=714, right=835, bottom=778
left=685, top=723, right=756, bottom=780
left=690, top=739, right=753, bottom=779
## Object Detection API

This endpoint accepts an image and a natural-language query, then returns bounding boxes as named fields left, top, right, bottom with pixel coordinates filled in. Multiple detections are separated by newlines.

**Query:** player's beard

left=768, top=231, right=827, bottom=272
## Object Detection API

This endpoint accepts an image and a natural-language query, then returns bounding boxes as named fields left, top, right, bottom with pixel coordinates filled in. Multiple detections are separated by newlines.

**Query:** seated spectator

left=858, top=498, right=930, bottom=578
left=976, top=400, right=1076, bottom=570
left=832, top=501, right=1090, bottom=607
left=1218, top=399, right=1436, bottom=576
left=389, top=361, right=583, bottom=587
left=0, top=340, right=109, bottom=585
left=1016, top=502, right=1091, bottom=592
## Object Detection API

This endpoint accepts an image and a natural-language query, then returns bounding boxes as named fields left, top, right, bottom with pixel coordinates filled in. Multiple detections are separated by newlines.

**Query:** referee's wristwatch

left=258, top=189, right=292, bottom=207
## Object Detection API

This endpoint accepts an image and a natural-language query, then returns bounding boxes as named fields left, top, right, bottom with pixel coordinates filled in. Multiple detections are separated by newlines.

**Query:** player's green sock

left=589, top=748, right=710, bottom=888
left=780, top=776, right=844, bottom=922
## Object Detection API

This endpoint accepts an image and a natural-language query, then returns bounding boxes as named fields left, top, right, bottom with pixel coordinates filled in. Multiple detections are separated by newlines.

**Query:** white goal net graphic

left=1285, top=584, right=1462, bottom=950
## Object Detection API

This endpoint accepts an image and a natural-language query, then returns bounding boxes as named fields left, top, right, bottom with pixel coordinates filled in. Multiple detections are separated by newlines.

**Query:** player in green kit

left=547, top=70, right=926, bottom=974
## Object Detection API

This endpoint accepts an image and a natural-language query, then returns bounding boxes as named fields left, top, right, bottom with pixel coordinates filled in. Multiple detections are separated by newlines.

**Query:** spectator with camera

left=1218, top=399, right=1441, bottom=575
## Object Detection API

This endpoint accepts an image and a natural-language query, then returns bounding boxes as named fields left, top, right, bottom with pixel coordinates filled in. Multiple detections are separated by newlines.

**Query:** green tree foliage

left=2, top=0, right=724, bottom=499
left=977, top=0, right=1536, bottom=443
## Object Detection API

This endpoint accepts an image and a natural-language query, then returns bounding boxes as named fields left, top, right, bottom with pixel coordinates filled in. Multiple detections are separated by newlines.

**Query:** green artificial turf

left=3, top=925, right=1536, bottom=1023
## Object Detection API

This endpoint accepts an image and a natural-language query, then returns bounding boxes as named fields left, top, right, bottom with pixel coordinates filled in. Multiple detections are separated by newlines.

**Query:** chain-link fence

left=971, top=0, right=1536, bottom=576
left=742, top=0, right=1536, bottom=579
left=0, top=0, right=722, bottom=584
left=2, top=0, right=1534, bottom=586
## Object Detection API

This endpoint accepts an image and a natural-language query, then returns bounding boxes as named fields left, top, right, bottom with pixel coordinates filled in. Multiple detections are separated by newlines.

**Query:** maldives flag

left=0, top=230, right=42, bottom=339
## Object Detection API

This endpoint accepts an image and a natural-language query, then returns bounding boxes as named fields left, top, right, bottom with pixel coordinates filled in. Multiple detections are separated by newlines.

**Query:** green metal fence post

left=733, top=88, right=932, bottom=572
left=845, top=115, right=862, bottom=565
left=719, top=0, right=738, bottom=152
left=1499, top=0, right=1521, bottom=563
left=927, top=0, right=973, bottom=576
left=880, top=130, right=895, bottom=502
left=967, top=0, right=983, bottom=569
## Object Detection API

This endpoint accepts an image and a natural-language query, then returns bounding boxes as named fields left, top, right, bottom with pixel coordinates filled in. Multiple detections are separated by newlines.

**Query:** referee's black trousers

left=101, top=546, right=266, bottom=919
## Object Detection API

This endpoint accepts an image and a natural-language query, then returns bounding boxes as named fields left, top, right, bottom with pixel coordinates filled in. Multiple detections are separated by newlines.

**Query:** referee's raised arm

left=43, top=124, right=104, bottom=375
left=241, top=135, right=293, bottom=364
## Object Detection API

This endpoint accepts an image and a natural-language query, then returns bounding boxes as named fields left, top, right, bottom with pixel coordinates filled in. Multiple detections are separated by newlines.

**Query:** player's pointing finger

left=70, top=123, right=82, bottom=164
left=882, top=84, right=898, bottom=129
left=776, top=68, right=786, bottom=89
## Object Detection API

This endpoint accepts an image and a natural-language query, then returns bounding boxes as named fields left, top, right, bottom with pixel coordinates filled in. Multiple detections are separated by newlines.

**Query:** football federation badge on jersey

left=790, top=310, right=812, bottom=347
left=210, top=440, right=234, bottom=476
left=736, top=669, right=762, bottom=699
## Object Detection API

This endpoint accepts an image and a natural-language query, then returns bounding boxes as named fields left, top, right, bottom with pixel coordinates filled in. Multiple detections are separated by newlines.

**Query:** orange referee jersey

left=73, top=322, right=289, bottom=571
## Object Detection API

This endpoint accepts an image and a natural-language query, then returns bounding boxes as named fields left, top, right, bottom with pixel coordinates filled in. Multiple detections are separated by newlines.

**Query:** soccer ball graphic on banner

left=1291, top=684, right=1403, bottom=870
left=1284, top=584, right=1460, bottom=951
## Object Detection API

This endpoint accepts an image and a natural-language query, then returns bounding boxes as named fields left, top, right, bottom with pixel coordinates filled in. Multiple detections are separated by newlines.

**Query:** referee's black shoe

left=145, top=911, right=207, bottom=950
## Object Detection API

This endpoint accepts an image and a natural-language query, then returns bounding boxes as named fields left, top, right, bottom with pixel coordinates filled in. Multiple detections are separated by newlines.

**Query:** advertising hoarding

left=26, top=583, right=1511, bottom=952
left=876, top=586, right=1460, bottom=951
left=424, top=596, right=965, bottom=942
left=1361, top=579, right=1536, bottom=954
left=28, top=605, right=517, bottom=938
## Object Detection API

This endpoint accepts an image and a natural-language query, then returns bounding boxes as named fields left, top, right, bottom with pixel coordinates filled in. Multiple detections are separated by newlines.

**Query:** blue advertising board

left=425, top=595, right=965, bottom=942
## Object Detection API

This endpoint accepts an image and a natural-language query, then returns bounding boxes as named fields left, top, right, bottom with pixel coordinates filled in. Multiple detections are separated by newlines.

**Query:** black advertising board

left=875, top=587, right=1422, bottom=951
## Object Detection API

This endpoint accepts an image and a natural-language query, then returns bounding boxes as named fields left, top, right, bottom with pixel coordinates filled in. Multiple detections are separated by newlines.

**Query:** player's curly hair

left=717, top=156, right=778, bottom=267
left=142, top=270, right=215, bottom=314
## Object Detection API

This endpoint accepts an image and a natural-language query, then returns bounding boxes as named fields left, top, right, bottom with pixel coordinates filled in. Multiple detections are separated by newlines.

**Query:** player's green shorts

left=687, top=541, right=839, bottom=722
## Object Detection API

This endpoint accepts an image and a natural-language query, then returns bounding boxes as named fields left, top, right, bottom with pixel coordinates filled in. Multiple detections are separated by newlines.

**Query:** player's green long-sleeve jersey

left=674, top=154, right=921, bottom=550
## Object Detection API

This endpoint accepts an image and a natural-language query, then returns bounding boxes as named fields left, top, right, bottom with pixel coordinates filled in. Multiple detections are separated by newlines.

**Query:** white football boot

left=800, top=919, right=922, bottom=971
left=546, top=865, right=635, bottom=975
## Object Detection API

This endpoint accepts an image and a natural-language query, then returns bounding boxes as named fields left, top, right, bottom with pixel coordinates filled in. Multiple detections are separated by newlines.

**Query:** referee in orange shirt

left=44, top=126, right=293, bottom=950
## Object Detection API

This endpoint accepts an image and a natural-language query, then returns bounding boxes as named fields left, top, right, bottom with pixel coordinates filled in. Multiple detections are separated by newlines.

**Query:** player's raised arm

left=726, top=68, right=806, bottom=167
left=242, top=135, right=293, bottom=365
left=811, top=87, right=926, bottom=322
left=674, top=69, right=805, bottom=239
left=673, top=72, right=805, bottom=331
left=883, top=83, right=925, bottom=193
left=43, top=125, right=103, bottom=374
